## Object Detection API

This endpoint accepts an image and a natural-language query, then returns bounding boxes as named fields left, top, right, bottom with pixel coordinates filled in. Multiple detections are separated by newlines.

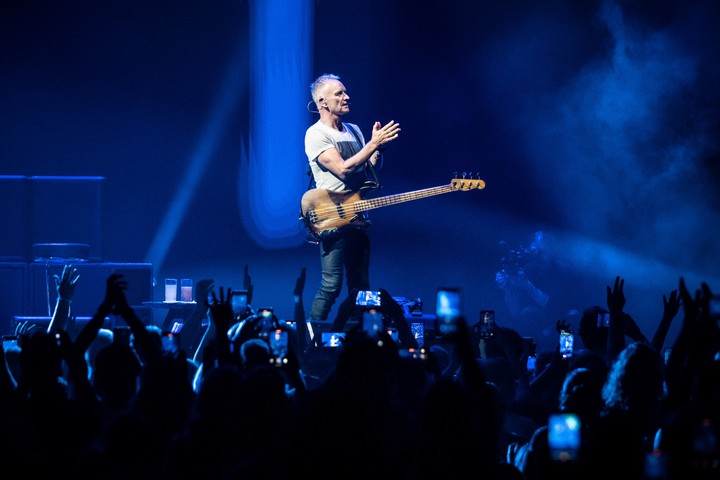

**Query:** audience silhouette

left=1, top=267, right=718, bottom=479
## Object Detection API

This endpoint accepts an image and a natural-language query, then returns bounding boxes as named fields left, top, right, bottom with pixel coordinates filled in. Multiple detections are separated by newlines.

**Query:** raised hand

left=293, top=267, right=307, bottom=298
left=243, top=264, right=254, bottom=304
left=606, top=275, right=626, bottom=315
left=651, top=287, right=682, bottom=352
left=48, top=264, right=81, bottom=334
left=370, top=120, right=401, bottom=150
left=556, top=318, right=572, bottom=334
left=104, top=273, right=130, bottom=315
left=678, top=277, right=700, bottom=324
left=205, top=286, right=235, bottom=365
left=55, top=264, right=80, bottom=301
left=662, top=289, right=681, bottom=320
left=606, top=276, right=629, bottom=360
left=107, top=273, right=128, bottom=303
left=206, top=286, right=234, bottom=333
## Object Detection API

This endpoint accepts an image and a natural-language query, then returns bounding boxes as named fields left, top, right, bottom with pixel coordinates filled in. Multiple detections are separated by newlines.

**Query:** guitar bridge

left=349, top=215, right=371, bottom=229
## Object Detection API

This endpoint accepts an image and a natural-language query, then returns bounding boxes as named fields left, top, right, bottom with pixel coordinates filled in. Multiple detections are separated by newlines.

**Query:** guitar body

left=300, top=189, right=368, bottom=241
left=300, top=177, right=486, bottom=242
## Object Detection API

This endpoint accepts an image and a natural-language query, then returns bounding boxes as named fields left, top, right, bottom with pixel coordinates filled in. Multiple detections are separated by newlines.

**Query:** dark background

left=2, top=0, right=718, bottom=351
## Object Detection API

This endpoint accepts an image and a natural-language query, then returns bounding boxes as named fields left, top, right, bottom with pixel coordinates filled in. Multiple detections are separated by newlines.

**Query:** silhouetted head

left=93, top=343, right=142, bottom=407
left=559, top=367, right=604, bottom=425
left=18, top=331, right=63, bottom=385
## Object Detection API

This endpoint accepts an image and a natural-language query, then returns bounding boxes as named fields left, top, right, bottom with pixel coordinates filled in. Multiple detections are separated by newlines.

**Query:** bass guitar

left=300, top=176, right=486, bottom=241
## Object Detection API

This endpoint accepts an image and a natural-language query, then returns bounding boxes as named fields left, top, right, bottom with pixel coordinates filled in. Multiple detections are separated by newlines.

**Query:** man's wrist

left=57, top=297, right=72, bottom=303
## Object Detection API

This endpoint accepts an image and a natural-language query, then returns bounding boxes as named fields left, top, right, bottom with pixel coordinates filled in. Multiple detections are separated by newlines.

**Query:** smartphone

left=161, top=332, right=181, bottom=355
left=356, top=290, right=381, bottom=307
left=269, top=329, right=289, bottom=366
left=321, top=332, right=346, bottom=347
left=559, top=330, right=574, bottom=359
left=478, top=310, right=495, bottom=338
left=597, top=312, right=610, bottom=328
left=113, top=326, right=132, bottom=347
left=548, top=413, right=581, bottom=462
left=256, top=308, right=274, bottom=338
left=284, top=320, right=297, bottom=331
left=399, top=347, right=429, bottom=360
left=526, top=354, right=537, bottom=376
left=362, top=309, right=384, bottom=336
left=231, top=290, right=249, bottom=318
left=436, top=287, right=462, bottom=337
left=2, top=335, right=18, bottom=351
left=410, top=322, right=425, bottom=348
left=521, top=337, right=537, bottom=375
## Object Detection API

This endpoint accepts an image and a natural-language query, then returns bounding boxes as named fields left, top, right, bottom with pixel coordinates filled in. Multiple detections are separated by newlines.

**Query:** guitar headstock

left=449, top=173, right=486, bottom=191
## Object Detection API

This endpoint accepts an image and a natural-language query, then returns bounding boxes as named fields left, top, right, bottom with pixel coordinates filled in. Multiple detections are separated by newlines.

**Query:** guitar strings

left=306, top=179, right=484, bottom=220
left=307, top=185, right=458, bottom=218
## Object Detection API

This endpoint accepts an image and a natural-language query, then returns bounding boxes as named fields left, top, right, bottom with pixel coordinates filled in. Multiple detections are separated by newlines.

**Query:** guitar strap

left=346, top=123, right=381, bottom=189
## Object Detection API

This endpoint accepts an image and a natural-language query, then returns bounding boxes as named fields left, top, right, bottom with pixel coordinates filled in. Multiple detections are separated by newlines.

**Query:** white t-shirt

left=304, top=120, right=367, bottom=192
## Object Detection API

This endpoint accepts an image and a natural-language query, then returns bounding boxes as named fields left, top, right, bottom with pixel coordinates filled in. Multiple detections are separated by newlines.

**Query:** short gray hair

left=310, top=73, right=341, bottom=104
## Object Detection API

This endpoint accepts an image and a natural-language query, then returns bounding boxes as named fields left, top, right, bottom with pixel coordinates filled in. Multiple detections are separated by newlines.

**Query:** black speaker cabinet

left=0, top=176, right=30, bottom=261
left=28, top=176, right=106, bottom=262
left=0, top=262, right=29, bottom=336
left=29, top=262, right=153, bottom=319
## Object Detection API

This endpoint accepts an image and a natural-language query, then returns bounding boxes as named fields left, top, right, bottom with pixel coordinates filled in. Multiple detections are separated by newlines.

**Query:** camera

left=548, top=413, right=581, bottom=462
left=436, top=287, right=462, bottom=337
left=356, top=290, right=381, bottom=307
left=597, top=312, right=610, bottom=328
left=497, top=244, right=538, bottom=277
left=559, top=330, right=574, bottom=359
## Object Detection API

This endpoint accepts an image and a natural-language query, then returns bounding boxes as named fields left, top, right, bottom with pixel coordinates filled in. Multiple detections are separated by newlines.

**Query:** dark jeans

left=308, top=228, right=370, bottom=323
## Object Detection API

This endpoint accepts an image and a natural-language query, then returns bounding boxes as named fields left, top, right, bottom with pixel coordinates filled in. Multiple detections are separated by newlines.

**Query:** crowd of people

left=1, top=262, right=719, bottom=480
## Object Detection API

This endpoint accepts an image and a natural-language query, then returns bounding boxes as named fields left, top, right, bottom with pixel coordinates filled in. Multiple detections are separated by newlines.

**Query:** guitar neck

left=354, top=185, right=456, bottom=213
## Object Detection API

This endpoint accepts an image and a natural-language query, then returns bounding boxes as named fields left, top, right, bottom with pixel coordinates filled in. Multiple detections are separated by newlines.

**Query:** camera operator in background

left=495, top=231, right=551, bottom=319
